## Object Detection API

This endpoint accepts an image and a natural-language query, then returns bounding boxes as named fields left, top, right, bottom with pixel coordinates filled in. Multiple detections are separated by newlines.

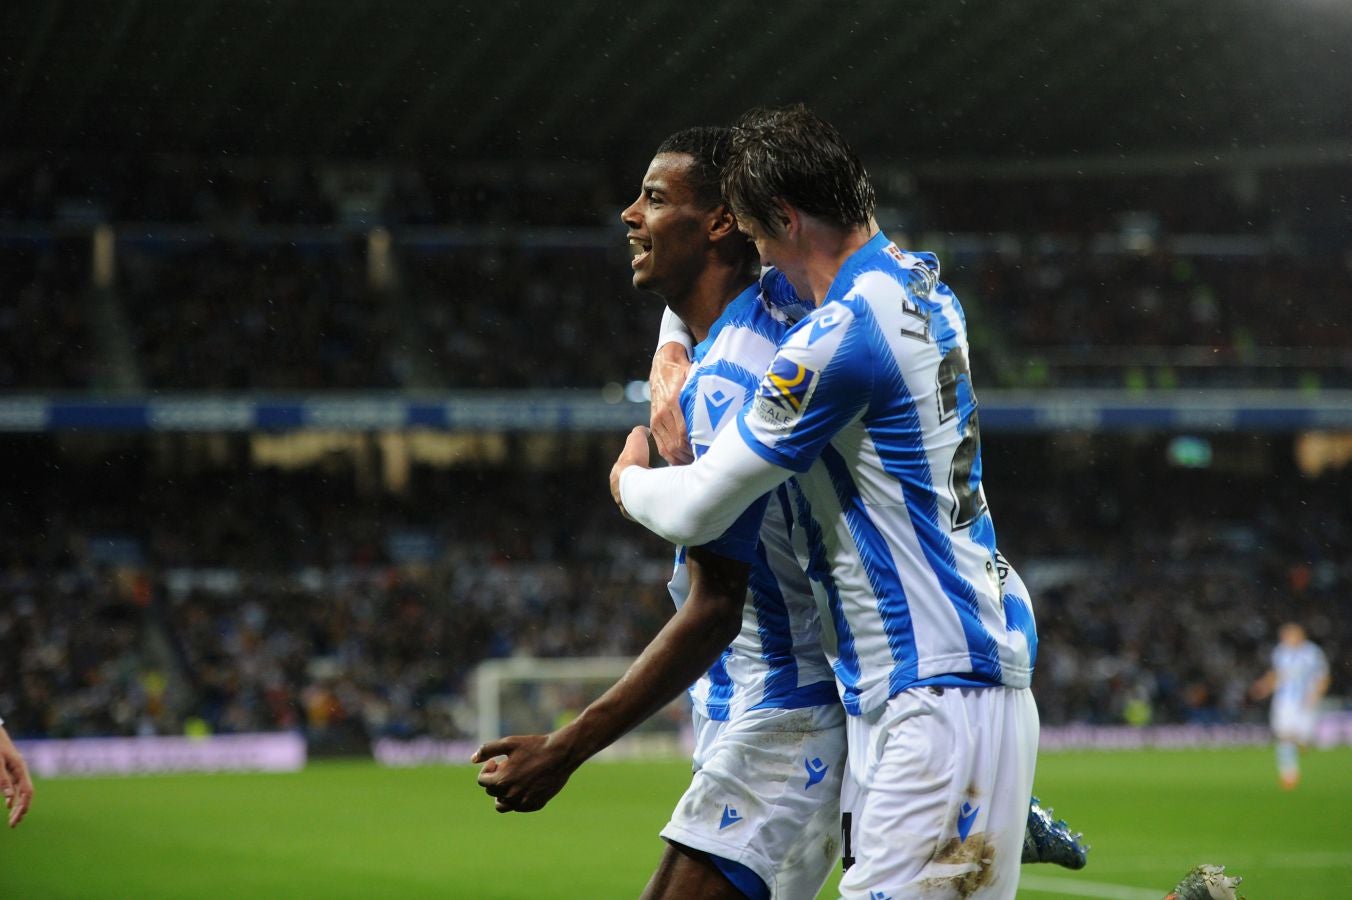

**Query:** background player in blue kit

left=1250, top=621, right=1329, bottom=790
left=475, top=127, right=845, bottom=900
left=614, top=106, right=1040, bottom=898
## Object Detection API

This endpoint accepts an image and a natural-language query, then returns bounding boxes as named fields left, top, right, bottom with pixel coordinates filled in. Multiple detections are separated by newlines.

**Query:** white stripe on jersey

left=1273, top=641, right=1328, bottom=705
left=668, top=284, right=837, bottom=721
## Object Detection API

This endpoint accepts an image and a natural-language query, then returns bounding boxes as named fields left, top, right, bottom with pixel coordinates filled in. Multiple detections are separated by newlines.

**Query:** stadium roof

left=3, top=0, right=1351, bottom=172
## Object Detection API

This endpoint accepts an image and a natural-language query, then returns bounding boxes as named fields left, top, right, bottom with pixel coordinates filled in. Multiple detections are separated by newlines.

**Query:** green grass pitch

left=2, top=747, right=1349, bottom=898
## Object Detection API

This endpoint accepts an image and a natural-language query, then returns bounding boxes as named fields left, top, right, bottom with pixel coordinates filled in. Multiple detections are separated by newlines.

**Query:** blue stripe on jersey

left=754, top=680, right=842, bottom=710
left=747, top=538, right=798, bottom=703
left=694, top=492, right=770, bottom=564
left=683, top=359, right=767, bottom=401
left=818, top=445, right=920, bottom=690
left=704, top=648, right=735, bottom=721
left=776, top=483, right=795, bottom=532
left=791, top=480, right=864, bottom=714
left=1004, top=591, right=1038, bottom=668
left=969, top=513, right=997, bottom=555
left=857, top=310, right=1004, bottom=684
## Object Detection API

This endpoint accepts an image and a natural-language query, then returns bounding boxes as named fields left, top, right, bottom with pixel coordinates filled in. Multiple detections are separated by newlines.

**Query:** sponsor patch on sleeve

left=748, top=355, right=821, bottom=436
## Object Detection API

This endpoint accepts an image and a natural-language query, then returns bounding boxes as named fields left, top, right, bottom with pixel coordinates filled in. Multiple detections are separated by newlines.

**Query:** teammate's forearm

left=554, top=551, right=746, bottom=765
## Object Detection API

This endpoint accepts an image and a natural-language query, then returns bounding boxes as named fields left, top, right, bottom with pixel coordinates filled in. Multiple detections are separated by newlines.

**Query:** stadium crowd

left=962, top=250, right=1351, bottom=388
left=2, top=156, right=1346, bottom=750
left=5, top=235, right=1348, bottom=392
left=2, top=154, right=1348, bottom=392
left=0, top=435, right=1345, bottom=746
left=0, top=241, right=98, bottom=390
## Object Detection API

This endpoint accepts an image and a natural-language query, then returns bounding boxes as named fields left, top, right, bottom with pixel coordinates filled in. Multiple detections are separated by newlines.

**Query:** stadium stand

left=0, top=105, right=1347, bottom=755
left=0, top=429, right=1345, bottom=748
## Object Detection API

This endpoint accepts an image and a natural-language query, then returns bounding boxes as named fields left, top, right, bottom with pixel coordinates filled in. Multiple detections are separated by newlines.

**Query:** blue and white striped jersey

left=669, top=282, right=838, bottom=721
left=1272, top=640, right=1328, bottom=707
left=737, top=233, right=1037, bottom=716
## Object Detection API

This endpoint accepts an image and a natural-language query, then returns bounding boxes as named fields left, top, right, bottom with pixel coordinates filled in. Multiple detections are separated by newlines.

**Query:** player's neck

left=668, top=263, right=756, bottom=344
left=799, top=219, right=878, bottom=305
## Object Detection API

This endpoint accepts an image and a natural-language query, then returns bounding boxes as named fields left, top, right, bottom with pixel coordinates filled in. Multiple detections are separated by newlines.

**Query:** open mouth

left=628, top=236, right=651, bottom=268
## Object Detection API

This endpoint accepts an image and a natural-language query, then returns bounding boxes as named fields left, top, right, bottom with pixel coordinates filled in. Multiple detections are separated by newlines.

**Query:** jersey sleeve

left=691, top=492, right=772, bottom=564
left=657, top=306, right=693, bottom=354
left=620, top=427, right=795, bottom=549
left=737, top=301, right=873, bottom=473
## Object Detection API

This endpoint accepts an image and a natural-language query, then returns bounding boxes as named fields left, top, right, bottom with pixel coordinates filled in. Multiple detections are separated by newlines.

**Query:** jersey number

left=936, top=348, right=986, bottom=530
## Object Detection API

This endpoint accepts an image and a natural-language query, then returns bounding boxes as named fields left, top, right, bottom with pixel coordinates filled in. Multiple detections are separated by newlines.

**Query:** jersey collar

left=692, top=281, right=761, bottom=363
left=824, top=230, right=892, bottom=302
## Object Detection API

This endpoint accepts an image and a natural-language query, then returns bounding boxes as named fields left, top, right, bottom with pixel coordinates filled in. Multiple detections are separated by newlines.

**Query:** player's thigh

left=839, top=688, right=956, bottom=896
left=663, top=704, right=845, bottom=900
left=641, top=842, right=747, bottom=900
left=839, top=687, right=1036, bottom=900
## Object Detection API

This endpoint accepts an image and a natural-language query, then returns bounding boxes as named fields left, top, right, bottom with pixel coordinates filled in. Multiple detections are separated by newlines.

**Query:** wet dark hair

left=654, top=126, right=733, bottom=211
left=723, top=104, right=876, bottom=235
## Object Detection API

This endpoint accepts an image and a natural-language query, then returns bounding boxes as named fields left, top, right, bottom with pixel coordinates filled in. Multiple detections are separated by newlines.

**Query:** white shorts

left=661, top=703, right=847, bottom=900
left=1272, top=701, right=1319, bottom=744
left=839, top=686, right=1039, bottom=900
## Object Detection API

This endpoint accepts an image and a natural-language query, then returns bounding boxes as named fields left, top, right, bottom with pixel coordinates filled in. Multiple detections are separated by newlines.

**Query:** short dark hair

left=654, top=126, right=733, bottom=211
left=723, top=104, right=876, bottom=235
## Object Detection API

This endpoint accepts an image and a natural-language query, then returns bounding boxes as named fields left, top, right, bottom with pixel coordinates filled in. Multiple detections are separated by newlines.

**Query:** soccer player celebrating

left=475, top=127, right=846, bottom=900
left=613, top=105, right=1039, bottom=898
left=1250, top=621, right=1329, bottom=790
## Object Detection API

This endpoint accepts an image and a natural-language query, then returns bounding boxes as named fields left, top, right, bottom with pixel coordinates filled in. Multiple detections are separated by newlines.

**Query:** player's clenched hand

left=0, top=726, right=34, bottom=828
left=471, top=734, right=577, bottom=814
left=649, top=343, right=693, bottom=466
left=609, top=426, right=654, bottom=519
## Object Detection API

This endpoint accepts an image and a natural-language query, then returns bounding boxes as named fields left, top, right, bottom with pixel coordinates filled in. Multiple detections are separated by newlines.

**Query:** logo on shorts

left=868, top=892, right=893, bottom=900
left=957, top=801, right=980, bottom=843
left=804, top=757, right=828, bottom=789
left=750, top=356, right=821, bottom=436
left=719, top=804, right=744, bottom=830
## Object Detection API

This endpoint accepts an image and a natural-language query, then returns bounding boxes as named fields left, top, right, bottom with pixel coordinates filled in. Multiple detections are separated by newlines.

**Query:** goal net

left=472, top=656, right=692, bottom=761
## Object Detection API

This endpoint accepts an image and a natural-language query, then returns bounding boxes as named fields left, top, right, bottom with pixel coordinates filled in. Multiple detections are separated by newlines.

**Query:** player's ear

left=774, top=199, right=797, bottom=237
left=708, top=203, right=738, bottom=241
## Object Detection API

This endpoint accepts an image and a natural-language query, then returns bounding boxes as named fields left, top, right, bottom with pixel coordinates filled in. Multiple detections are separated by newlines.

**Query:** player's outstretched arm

left=1248, top=669, right=1276, bottom=702
left=473, top=548, right=748, bottom=814
left=1310, top=672, right=1331, bottom=710
left=650, top=309, right=694, bottom=466
left=612, top=425, right=791, bottom=547
left=0, top=723, right=34, bottom=828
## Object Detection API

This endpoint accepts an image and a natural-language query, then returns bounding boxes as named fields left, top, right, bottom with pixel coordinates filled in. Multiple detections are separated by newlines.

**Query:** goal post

left=472, top=656, right=691, bottom=760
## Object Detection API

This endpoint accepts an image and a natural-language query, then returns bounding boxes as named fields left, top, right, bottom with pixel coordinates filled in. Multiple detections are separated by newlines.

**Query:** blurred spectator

left=1, top=154, right=1347, bottom=392
left=0, top=433, right=1345, bottom=745
left=0, top=242, right=97, bottom=389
